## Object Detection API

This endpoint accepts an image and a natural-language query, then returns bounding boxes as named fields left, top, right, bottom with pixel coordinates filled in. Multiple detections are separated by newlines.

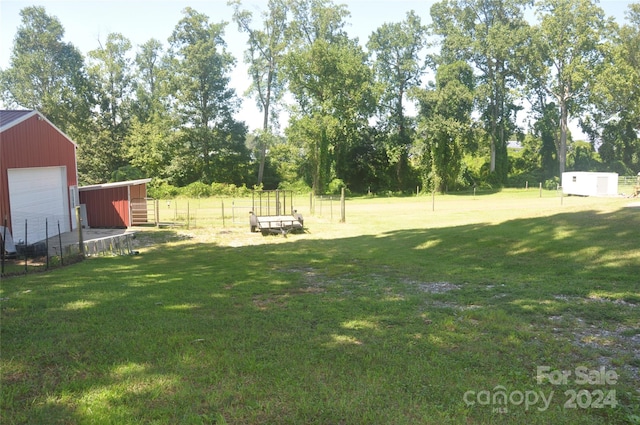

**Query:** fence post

left=330, top=196, right=333, bottom=221
left=539, top=182, right=543, bottom=198
left=432, top=189, right=435, bottom=212
left=340, top=188, right=346, bottom=223
left=45, top=219, right=49, bottom=270
left=1, top=216, right=7, bottom=274
left=24, top=219, right=28, bottom=272
left=58, top=221, right=64, bottom=265
left=76, top=206, right=84, bottom=257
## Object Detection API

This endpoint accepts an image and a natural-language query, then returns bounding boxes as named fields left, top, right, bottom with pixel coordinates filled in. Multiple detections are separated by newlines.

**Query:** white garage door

left=8, top=167, right=70, bottom=244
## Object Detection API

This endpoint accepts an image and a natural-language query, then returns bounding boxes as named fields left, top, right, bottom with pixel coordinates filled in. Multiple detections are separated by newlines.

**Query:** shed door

left=596, top=176, right=608, bottom=195
left=7, top=167, right=70, bottom=243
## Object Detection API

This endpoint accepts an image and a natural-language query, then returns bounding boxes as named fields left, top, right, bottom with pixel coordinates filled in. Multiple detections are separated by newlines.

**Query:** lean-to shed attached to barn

left=78, top=179, right=152, bottom=228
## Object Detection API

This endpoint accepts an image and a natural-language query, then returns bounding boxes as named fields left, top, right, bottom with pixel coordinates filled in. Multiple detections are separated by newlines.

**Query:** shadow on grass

left=1, top=207, right=638, bottom=424
left=440, top=187, right=504, bottom=197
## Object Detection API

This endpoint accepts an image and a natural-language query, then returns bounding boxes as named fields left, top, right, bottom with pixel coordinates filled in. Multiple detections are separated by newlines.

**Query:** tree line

left=1, top=0, right=639, bottom=195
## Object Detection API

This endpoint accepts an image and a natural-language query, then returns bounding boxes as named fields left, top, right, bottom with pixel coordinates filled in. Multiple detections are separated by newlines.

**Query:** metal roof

left=0, top=109, right=77, bottom=148
left=0, top=110, right=37, bottom=132
left=78, top=178, right=153, bottom=191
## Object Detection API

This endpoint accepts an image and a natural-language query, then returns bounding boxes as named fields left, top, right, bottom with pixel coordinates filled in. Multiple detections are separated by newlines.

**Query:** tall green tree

left=583, top=3, right=640, bottom=173
left=414, top=61, right=475, bottom=192
left=367, top=10, right=429, bottom=191
left=0, top=6, right=91, bottom=134
left=430, top=0, right=531, bottom=184
left=534, top=102, right=561, bottom=179
left=521, top=24, right=559, bottom=180
left=124, top=39, right=178, bottom=182
left=230, top=0, right=290, bottom=185
left=168, top=7, right=249, bottom=185
left=88, top=33, right=134, bottom=138
left=285, top=0, right=375, bottom=194
left=82, top=33, right=134, bottom=182
left=133, top=38, right=170, bottom=121
left=534, top=0, right=610, bottom=175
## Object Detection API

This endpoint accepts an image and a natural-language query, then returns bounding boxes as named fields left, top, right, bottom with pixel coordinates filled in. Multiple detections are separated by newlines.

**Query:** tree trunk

left=257, top=71, right=273, bottom=185
left=559, top=94, right=569, bottom=176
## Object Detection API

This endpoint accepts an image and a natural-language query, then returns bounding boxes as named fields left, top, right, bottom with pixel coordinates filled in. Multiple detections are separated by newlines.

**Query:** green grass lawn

left=2, top=190, right=639, bottom=424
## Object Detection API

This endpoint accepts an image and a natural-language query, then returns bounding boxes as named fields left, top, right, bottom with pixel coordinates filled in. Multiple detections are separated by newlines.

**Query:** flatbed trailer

left=249, top=190, right=304, bottom=235
left=250, top=213, right=304, bottom=235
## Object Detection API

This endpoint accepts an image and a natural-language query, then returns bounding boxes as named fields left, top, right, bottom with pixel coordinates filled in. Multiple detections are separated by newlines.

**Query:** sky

left=0, top=0, right=635, bottom=133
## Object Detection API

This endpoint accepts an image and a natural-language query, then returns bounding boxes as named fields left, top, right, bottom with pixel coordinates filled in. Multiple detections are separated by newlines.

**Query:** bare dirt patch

left=415, top=281, right=461, bottom=293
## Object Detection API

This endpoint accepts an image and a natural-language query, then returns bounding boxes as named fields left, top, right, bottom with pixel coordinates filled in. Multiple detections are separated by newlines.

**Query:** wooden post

left=340, top=188, right=346, bottom=223
left=432, top=189, right=435, bottom=212
left=539, top=182, right=543, bottom=198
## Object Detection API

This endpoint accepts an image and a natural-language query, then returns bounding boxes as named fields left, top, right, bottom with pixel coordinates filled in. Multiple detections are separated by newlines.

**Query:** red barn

left=0, top=110, right=79, bottom=244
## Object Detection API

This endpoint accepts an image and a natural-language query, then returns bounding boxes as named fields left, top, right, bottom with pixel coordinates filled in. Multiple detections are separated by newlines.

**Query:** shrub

left=327, top=178, right=347, bottom=195
left=236, top=184, right=253, bottom=197
left=181, top=182, right=212, bottom=198
left=209, top=183, right=253, bottom=197
left=278, top=179, right=312, bottom=195
left=148, top=180, right=180, bottom=199
left=544, top=177, right=560, bottom=190
left=507, top=171, right=544, bottom=189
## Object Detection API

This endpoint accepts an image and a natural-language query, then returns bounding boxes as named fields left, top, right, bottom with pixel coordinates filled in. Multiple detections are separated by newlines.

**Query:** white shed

left=562, top=172, right=618, bottom=197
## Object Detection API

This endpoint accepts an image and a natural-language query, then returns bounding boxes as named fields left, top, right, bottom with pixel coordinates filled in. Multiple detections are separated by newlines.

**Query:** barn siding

left=80, top=187, right=130, bottom=228
left=0, top=113, right=77, bottom=233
